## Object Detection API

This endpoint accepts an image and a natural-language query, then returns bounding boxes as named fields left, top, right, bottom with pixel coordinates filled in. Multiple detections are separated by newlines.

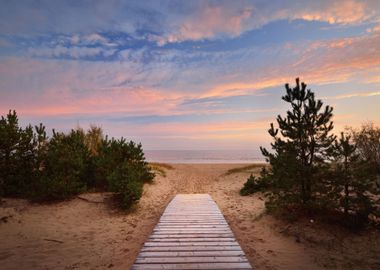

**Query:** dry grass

left=149, top=162, right=174, bottom=177
left=223, top=163, right=266, bottom=176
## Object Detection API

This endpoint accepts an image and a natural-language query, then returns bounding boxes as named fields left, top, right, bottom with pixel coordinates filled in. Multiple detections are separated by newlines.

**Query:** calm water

left=144, top=150, right=265, bottom=164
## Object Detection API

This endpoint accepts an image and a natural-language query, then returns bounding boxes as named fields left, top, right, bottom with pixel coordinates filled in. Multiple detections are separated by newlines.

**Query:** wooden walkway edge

left=132, top=194, right=252, bottom=269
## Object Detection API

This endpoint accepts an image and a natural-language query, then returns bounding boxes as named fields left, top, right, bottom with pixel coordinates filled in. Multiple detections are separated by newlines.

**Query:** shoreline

left=148, top=162, right=267, bottom=164
left=149, top=162, right=267, bottom=165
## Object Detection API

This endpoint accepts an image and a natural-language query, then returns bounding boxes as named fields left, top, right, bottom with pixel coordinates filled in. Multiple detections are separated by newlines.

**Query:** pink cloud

left=115, top=119, right=271, bottom=142
left=4, top=86, right=181, bottom=117
left=155, top=0, right=380, bottom=45
left=157, top=5, right=253, bottom=45
left=201, top=78, right=289, bottom=98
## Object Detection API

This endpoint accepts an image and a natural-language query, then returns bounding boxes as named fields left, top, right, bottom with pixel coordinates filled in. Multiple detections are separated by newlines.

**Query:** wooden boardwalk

left=132, top=194, right=252, bottom=269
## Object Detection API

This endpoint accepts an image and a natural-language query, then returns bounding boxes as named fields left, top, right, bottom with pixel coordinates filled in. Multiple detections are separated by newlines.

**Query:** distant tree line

left=0, top=110, right=154, bottom=208
left=241, top=78, right=380, bottom=229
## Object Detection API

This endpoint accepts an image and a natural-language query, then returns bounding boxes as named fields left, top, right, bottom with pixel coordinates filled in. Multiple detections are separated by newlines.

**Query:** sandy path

left=1, top=163, right=379, bottom=269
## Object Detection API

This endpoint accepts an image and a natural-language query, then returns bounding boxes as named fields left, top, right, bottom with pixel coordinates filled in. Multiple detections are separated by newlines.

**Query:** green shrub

left=240, top=174, right=256, bottom=196
left=87, top=136, right=154, bottom=209
left=31, top=129, right=90, bottom=201
left=352, top=123, right=380, bottom=173
left=95, top=138, right=153, bottom=181
left=107, top=162, right=144, bottom=208
left=0, top=110, right=36, bottom=197
left=240, top=174, right=269, bottom=195
left=94, top=137, right=154, bottom=208
left=240, top=167, right=273, bottom=195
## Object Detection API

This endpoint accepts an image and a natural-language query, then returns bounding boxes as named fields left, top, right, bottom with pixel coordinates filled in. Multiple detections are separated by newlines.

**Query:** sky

left=0, top=0, right=380, bottom=152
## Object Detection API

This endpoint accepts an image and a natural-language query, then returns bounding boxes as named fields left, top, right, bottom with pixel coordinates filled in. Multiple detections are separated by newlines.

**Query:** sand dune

left=1, top=164, right=379, bottom=269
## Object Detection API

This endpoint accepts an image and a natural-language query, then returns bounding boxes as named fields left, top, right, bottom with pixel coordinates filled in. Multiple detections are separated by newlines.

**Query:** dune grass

left=149, top=163, right=174, bottom=177
left=224, top=163, right=266, bottom=176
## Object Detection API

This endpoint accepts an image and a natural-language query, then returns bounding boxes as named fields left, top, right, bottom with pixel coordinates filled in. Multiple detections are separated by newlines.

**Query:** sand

left=1, top=163, right=379, bottom=269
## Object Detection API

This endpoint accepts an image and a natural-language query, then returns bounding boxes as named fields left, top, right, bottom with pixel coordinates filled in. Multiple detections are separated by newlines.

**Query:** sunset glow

left=1, top=0, right=380, bottom=152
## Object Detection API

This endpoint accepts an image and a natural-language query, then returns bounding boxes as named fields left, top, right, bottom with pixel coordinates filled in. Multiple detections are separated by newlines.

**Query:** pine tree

left=0, top=110, right=37, bottom=196
left=260, top=78, right=336, bottom=205
left=331, top=132, right=358, bottom=216
left=331, top=132, right=379, bottom=226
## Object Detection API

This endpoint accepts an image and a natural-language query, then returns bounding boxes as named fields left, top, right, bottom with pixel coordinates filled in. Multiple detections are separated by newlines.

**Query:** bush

left=240, top=170, right=270, bottom=196
left=327, top=132, right=378, bottom=224
left=352, top=123, right=380, bottom=174
left=107, top=163, right=144, bottom=208
left=31, top=129, right=91, bottom=201
left=94, top=137, right=154, bottom=208
left=0, top=110, right=36, bottom=197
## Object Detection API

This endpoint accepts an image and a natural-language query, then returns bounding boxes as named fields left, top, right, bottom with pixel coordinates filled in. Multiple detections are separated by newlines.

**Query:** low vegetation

left=241, top=78, right=380, bottom=229
left=223, top=163, right=265, bottom=176
left=149, top=162, right=174, bottom=177
left=0, top=111, right=154, bottom=209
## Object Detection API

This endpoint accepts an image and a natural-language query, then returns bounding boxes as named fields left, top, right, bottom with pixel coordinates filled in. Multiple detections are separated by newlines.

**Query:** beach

left=1, top=163, right=379, bottom=269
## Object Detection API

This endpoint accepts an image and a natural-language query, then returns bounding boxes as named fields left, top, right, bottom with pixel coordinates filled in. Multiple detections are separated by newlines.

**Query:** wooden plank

left=159, top=219, right=226, bottom=221
left=144, top=241, right=240, bottom=247
left=150, top=236, right=234, bottom=239
left=132, top=262, right=252, bottom=269
left=151, top=234, right=233, bottom=237
left=161, top=215, right=223, bottom=216
left=160, top=216, right=225, bottom=218
left=138, top=251, right=245, bottom=257
left=154, top=228, right=229, bottom=231
left=161, top=215, right=224, bottom=217
left=154, top=228, right=231, bottom=231
left=156, top=224, right=228, bottom=226
left=149, top=238, right=236, bottom=242
left=162, top=214, right=223, bottom=216
left=157, top=221, right=227, bottom=224
left=150, top=234, right=234, bottom=239
left=156, top=225, right=229, bottom=227
left=152, top=231, right=232, bottom=234
left=135, top=256, right=248, bottom=264
left=141, top=246, right=243, bottom=252
left=155, top=226, right=228, bottom=229
left=153, top=230, right=231, bottom=233
left=151, top=233, right=233, bottom=236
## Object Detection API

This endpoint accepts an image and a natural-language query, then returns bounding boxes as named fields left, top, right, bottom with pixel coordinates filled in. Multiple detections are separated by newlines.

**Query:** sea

left=144, top=150, right=266, bottom=164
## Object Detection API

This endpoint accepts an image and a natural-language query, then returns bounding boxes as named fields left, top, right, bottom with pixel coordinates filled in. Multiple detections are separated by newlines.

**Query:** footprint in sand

left=240, top=226, right=248, bottom=231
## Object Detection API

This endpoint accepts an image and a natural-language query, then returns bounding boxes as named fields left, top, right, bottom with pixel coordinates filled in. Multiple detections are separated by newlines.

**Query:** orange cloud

left=366, top=74, right=380, bottom=83
left=323, top=91, right=380, bottom=100
left=297, top=0, right=370, bottom=25
left=367, top=24, right=380, bottom=33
